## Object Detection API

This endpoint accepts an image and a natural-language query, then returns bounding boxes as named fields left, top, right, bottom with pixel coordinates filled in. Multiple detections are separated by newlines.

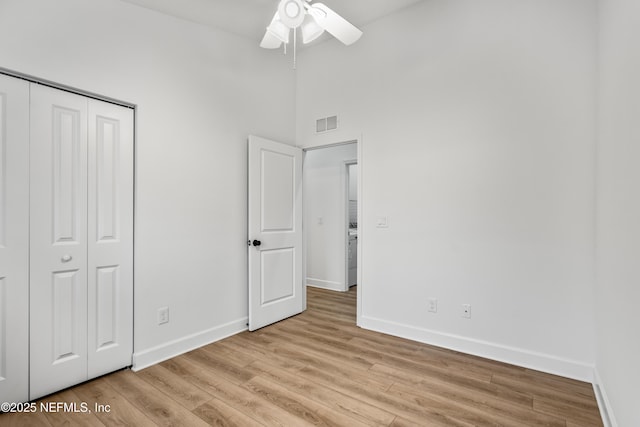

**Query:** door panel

left=261, top=248, right=295, bottom=304
left=0, top=74, right=29, bottom=404
left=248, top=135, right=303, bottom=331
left=261, top=150, right=295, bottom=231
left=87, top=99, right=134, bottom=378
left=95, top=266, right=118, bottom=349
left=52, top=270, right=83, bottom=363
left=30, top=85, right=88, bottom=400
left=53, top=106, right=83, bottom=243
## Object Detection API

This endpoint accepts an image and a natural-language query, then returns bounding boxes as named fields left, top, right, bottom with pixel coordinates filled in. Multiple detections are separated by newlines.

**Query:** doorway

left=303, top=141, right=360, bottom=324
left=247, top=136, right=362, bottom=330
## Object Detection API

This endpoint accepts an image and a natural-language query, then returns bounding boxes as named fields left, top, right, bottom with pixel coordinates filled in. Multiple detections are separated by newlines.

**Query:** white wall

left=297, top=0, right=597, bottom=380
left=305, top=143, right=357, bottom=291
left=596, top=0, right=640, bottom=425
left=0, top=0, right=296, bottom=368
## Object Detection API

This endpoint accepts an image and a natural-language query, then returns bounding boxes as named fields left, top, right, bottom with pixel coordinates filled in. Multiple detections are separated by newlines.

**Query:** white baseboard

left=359, top=315, right=594, bottom=382
left=131, top=317, right=248, bottom=371
left=307, top=277, right=345, bottom=292
left=593, top=369, right=618, bottom=427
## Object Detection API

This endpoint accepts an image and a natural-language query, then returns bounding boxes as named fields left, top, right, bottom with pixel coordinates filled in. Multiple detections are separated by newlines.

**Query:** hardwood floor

left=1, top=286, right=602, bottom=426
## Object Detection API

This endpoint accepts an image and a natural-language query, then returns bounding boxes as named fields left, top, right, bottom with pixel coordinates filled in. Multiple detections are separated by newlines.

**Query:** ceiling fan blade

left=308, top=3, right=362, bottom=46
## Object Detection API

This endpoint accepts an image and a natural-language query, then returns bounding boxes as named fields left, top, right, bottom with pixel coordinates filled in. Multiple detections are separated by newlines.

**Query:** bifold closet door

left=0, top=75, right=30, bottom=404
left=30, top=85, right=89, bottom=399
left=87, top=98, right=134, bottom=379
left=29, top=84, right=134, bottom=400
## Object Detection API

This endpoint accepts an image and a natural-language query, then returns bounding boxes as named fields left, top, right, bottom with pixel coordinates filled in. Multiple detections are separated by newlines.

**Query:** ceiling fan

left=260, top=0, right=363, bottom=66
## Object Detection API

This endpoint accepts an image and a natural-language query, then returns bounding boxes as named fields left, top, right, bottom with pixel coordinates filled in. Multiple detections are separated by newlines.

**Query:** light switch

left=376, top=216, right=388, bottom=228
left=317, top=216, right=323, bottom=225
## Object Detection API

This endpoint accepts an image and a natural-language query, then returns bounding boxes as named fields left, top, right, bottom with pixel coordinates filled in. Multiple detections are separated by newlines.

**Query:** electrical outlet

left=428, top=298, right=438, bottom=313
left=462, top=304, right=471, bottom=319
left=158, top=307, right=169, bottom=325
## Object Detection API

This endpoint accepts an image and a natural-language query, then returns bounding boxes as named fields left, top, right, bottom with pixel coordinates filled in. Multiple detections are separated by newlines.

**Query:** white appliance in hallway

left=348, top=229, right=357, bottom=286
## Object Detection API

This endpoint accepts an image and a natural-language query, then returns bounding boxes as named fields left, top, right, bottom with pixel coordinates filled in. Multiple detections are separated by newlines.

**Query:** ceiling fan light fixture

left=278, top=0, right=306, bottom=29
left=259, top=0, right=362, bottom=68
left=301, top=14, right=324, bottom=44
left=260, top=31, right=282, bottom=49
left=266, top=16, right=290, bottom=44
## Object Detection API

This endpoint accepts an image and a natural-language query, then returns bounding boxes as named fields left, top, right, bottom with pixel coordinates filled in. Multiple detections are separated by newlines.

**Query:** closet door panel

left=87, top=99, right=133, bottom=378
left=30, top=84, right=88, bottom=400
left=0, top=74, right=29, bottom=404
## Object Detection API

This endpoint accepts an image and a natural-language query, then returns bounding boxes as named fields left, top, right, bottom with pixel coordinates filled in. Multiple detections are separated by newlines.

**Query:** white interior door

left=0, top=74, right=30, bottom=404
left=248, top=135, right=303, bottom=331
left=87, top=99, right=134, bottom=379
left=30, top=84, right=89, bottom=400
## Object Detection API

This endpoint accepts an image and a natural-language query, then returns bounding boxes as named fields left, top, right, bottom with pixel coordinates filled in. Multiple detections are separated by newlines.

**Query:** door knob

left=252, top=240, right=262, bottom=247
left=61, top=254, right=72, bottom=263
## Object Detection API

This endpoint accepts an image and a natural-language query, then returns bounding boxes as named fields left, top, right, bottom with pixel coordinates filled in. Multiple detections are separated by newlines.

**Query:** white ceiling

left=119, top=0, right=425, bottom=43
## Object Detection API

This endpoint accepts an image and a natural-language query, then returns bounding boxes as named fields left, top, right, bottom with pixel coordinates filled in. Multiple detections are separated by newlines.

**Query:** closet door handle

left=61, top=254, right=72, bottom=263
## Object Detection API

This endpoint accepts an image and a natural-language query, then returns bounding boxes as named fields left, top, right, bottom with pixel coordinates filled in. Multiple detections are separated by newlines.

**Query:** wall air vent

left=316, top=115, right=338, bottom=133
left=326, top=115, right=338, bottom=131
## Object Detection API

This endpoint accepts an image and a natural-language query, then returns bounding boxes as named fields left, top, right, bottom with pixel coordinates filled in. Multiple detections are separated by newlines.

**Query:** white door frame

left=300, top=136, right=363, bottom=326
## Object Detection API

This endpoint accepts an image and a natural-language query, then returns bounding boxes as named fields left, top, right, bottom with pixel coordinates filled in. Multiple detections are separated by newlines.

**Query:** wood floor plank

left=214, top=338, right=307, bottom=373
left=0, top=409, right=53, bottom=427
left=492, top=372, right=600, bottom=410
left=72, top=377, right=157, bottom=427
left=104, top=370, right=209, bottom=427
left=568, top=420, right=603, bottom=427
left=230, top=330, right=275, bottom=347
left=267, top=340, right=394, bottom=392
left=249, top=359, right=396, bottom=426
left=192, top=398, right=265, bottom=427
left=182, top=347, right=259, bottom=386
left=533, top=396, right=603, bottom=426
left=370, top=362, right=533, bottom=409
left=349, top=329, right=530, bottom=379
left=136, top=364, right=214, bottom=411
left=349, top=334, right=502, bottom=380
left=294, top=364, right=474, bottom=426
left=297, top=305, right=357, bottom=327
left=243, top=375, right=372, bottom=427
left=389, top=380, right=565, bottom=427
left=493, top=370, right=595, bottom=399
left=273, top=318, right=355, bottom=343
left=162, top=356, right=316, bottom=426
left=262, top=326, right=377, bottom=371
left=39, top=389, right=106, bottom=427
left=389, top=415, right=434, bottom=427
left=346, top=336, right=493, bottom=383
left=199, top=341, right=257, bottom=368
